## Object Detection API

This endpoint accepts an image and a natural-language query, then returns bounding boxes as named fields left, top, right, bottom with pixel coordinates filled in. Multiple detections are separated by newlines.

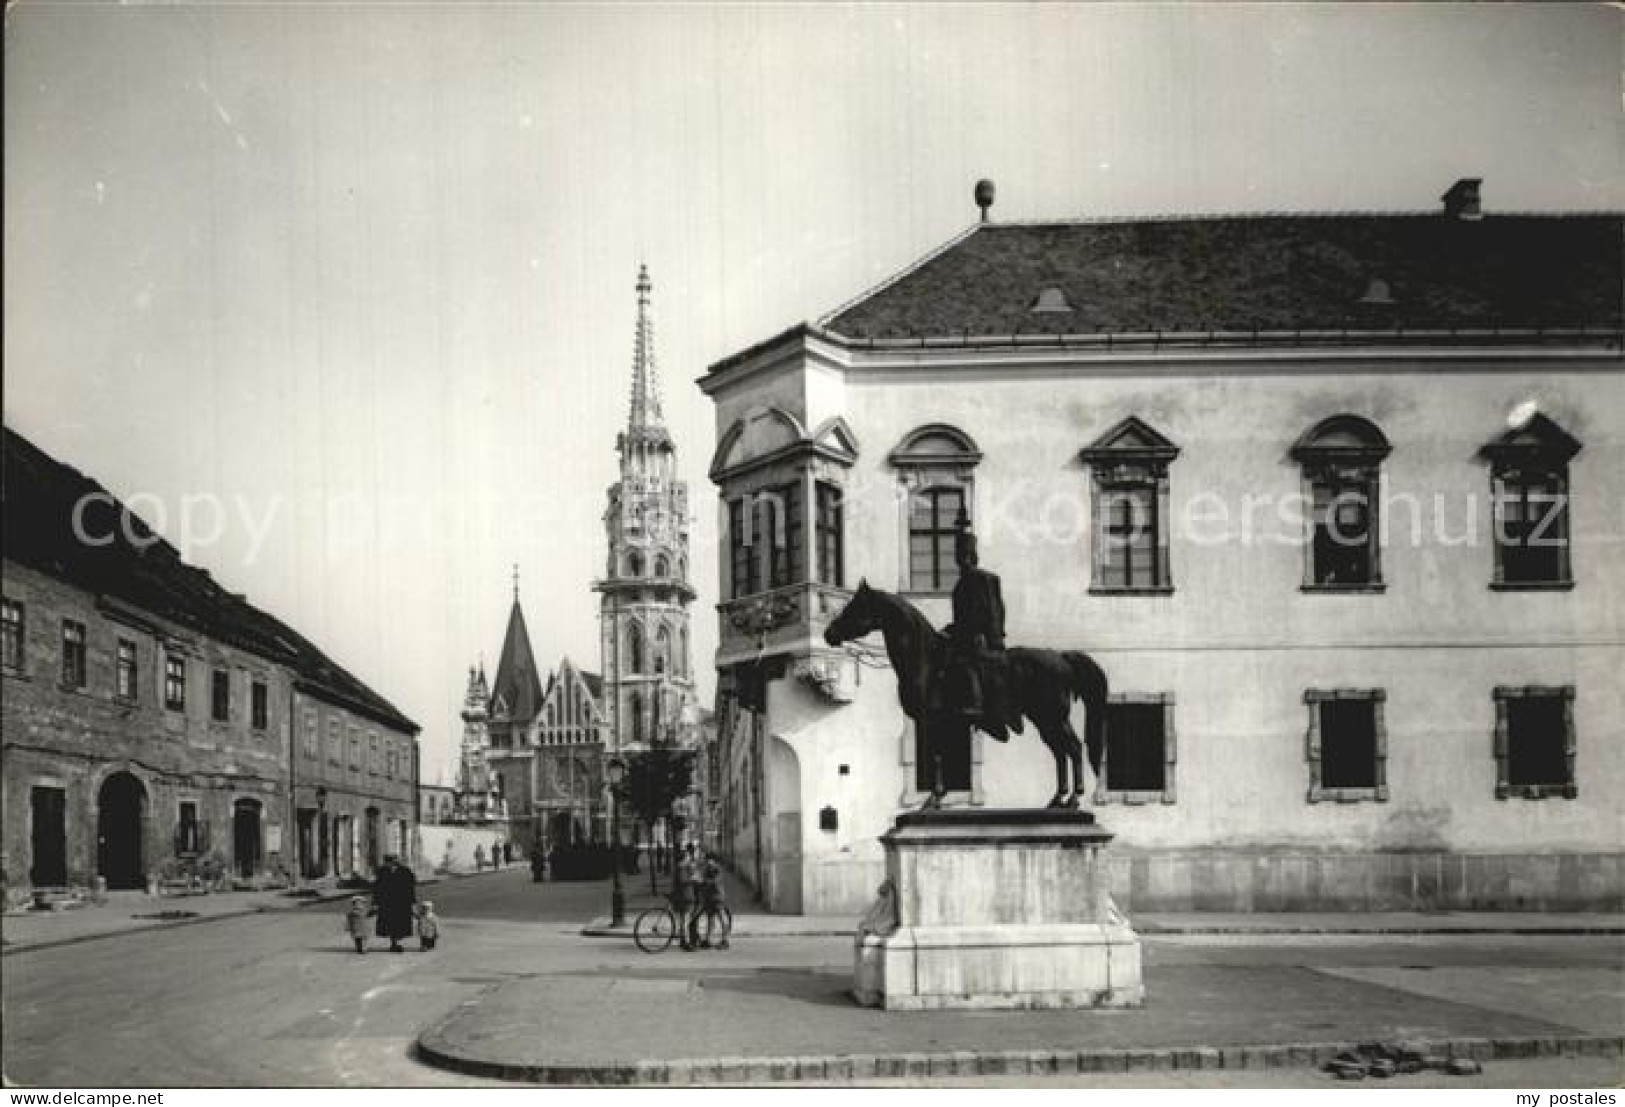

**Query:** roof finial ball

left=974, top=179, right=996, bottom=223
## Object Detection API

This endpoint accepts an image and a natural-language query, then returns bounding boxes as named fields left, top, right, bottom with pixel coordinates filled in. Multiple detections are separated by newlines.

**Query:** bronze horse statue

left=823, top=581, right=1109, bottom=809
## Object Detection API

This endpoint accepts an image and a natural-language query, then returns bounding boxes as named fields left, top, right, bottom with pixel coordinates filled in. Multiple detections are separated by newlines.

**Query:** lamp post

left=606, top=756, right=626, bottom=929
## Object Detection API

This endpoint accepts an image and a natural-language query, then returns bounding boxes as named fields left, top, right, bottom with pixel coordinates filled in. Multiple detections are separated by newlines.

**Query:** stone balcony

left=716, top=583, right=858, bottom=697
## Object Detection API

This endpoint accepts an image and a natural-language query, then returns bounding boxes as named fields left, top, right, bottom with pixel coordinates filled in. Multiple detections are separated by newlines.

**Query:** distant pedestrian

left=415, top=901, right=440, bottom=951
left=530, top=845, right=547, bottom=883
left=372, top=854, right=417, bottom=953
left=473, top=843, right=487, bottom=872
left=344, top=895, right=372, bottom=954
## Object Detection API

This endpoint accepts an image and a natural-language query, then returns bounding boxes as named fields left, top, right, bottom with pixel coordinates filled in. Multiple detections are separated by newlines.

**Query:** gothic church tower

left=595, top=266, right=696, bottom=755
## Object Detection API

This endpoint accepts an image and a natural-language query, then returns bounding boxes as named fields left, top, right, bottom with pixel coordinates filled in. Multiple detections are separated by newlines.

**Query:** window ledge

left=3, top=668, right=31, bottom=681
left=1490, top=581, right=1575, bottom=592
left=1308, top=786, right=1388, bottom=804
left=1096, top=790, right=1175, bottom=805
left=1300, top=583, right=1387, bottom=594
left=1089, top=586, right=1175, bottom=597
left=1495, top=783, right=1577, bottom=800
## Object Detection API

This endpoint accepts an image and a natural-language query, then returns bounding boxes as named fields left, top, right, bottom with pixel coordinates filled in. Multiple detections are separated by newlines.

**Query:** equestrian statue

left=823, top=512, right=1109, bottom=810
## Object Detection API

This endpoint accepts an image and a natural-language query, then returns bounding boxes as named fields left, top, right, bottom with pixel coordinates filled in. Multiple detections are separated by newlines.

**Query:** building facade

left=701, top=180, right=1624, bottom=915
left=453, top=595, right=610, bottom=855
left=2, top=427, right=419, bottom=896
left=531, top=656, right=609, bottom=846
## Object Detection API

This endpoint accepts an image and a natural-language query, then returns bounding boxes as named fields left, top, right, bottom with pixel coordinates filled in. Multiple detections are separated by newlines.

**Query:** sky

left=5, top=2, right=1621, bottom=779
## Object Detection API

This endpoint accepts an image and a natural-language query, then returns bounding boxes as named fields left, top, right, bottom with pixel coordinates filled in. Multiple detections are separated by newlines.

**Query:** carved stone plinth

left=853, top=808, right=1143, bottom=1010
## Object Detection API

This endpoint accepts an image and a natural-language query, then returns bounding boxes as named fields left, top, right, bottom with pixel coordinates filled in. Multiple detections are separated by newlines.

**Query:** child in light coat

left=344, top=895, right=371, bottom=954
left=415, top=901, right=440, bottom=951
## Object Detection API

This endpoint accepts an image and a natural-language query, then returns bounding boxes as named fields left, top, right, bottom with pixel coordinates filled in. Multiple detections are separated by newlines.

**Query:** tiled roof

left=2, top=425, right=419, bottom=735
left=819, top=214, right=1623, bottom=341
left=489, top=597, right=545, bottom=723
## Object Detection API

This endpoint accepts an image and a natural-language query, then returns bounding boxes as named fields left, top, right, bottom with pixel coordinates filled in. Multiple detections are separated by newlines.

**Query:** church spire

left=627, top=264, right=665, bottom=434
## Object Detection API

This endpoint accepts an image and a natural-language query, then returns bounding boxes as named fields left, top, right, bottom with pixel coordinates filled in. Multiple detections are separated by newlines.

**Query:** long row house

left=702, top=178, right=1624, bottom=916
left=2, top=426, right=420, bottom=897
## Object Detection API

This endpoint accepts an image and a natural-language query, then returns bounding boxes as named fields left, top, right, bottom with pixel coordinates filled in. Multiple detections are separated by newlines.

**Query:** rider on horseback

left=945, top=512, right=1018, bottom=742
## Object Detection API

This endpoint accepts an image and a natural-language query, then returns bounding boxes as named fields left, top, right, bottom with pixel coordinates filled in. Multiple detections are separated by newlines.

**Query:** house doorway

left=31, top=786, right=68, bottom=886
left=548, top=810, right=583, bottom=847
left=233, top=798, right=263, bottom=878
left=97, top=772, right=147, bottom=889
left=297, top=809, right=319, bottom=879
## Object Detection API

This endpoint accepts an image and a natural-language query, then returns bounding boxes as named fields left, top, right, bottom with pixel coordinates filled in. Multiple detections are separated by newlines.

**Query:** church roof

left=625, top=264, right=670, bottom=444
left=488, top=595, right=545, bottom=722
left=817, top=213, right=1622, bottom=341
left=2, top=424, right=418, bottom=734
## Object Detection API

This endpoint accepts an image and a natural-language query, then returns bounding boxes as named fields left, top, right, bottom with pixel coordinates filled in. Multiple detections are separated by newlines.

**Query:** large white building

left=701, top=179, right=1624, bottom=916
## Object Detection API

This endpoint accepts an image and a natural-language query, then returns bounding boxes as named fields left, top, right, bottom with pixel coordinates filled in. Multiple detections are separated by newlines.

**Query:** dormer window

left=1292, top=416, right=1391, bottom=592
left=1358, top=278, right=1396, bottom=306
left=1481, top=412, right=1579, bottom=589
left=1029, top=286, right=1073, bottom=313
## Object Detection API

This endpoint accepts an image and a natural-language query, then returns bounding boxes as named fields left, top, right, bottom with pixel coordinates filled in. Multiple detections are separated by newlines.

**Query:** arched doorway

left=97, top=772, right=147, bottom=889
left=766, top=736, right=804, bottom=914
left=548, top=810, right=583, bottom=846
left=233, top=798, right=263, bottom=878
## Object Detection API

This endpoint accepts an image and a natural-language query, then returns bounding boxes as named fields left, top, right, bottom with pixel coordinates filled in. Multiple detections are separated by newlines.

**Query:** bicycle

left=632, top=894, right=733, bottom=953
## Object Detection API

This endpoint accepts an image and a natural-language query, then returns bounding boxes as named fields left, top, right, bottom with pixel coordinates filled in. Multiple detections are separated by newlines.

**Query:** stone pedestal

left=853, top=808, right=1143, bottom=1010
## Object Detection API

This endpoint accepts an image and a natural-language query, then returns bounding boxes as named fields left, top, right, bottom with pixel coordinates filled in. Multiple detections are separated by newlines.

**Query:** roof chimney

left=1442, top=177, right=1483, bottom=221
left=975, top=179, right=996, bottom=223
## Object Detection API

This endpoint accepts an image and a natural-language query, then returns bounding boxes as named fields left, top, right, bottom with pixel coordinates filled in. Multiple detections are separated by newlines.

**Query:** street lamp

left=606, top=756, right=626, bottom=928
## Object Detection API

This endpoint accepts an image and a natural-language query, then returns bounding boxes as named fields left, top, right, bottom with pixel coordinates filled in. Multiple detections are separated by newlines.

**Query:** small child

left=415, top=901, right=439, bottom=951
left=344, top=895, right=371, bottom=954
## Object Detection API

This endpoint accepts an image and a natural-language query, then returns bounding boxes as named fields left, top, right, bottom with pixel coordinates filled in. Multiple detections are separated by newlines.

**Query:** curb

left=1138, top=924, right=1625, bottom=936
left=583, top=919, right=1625, bottom=940
left=414, top=1027, right=1625, bottom=1086
left=0, top=869, right=521, bottom=956
left=580, top=920, right=846, bottom=939
left=0, top=885, right=376, bottom=957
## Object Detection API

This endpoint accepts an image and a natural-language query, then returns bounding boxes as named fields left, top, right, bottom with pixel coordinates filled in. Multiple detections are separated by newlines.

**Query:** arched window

left=891, top=425, right=981, bottom=594
left=1291, top=416, right=1391, bottom=590
left=627, top=551, right=645, bottom=578
left=630, top=692, right=645, bottom=745
left=654, top=625, right=671, bottom=675
left=627, top=622, right=645, bottom=674
left=678, top=626, right=689, bottom=677
left=654, top=554, right=670, bottom=578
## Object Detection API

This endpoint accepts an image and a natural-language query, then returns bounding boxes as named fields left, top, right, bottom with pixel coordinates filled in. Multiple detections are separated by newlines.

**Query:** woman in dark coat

left=372, top=855, right=417, bottom=953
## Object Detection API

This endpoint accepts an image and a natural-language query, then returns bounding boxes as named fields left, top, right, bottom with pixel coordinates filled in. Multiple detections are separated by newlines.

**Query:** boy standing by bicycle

left=697, top=854, right=729, bottom=949
left=673, top=845, right=698, bottom=951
